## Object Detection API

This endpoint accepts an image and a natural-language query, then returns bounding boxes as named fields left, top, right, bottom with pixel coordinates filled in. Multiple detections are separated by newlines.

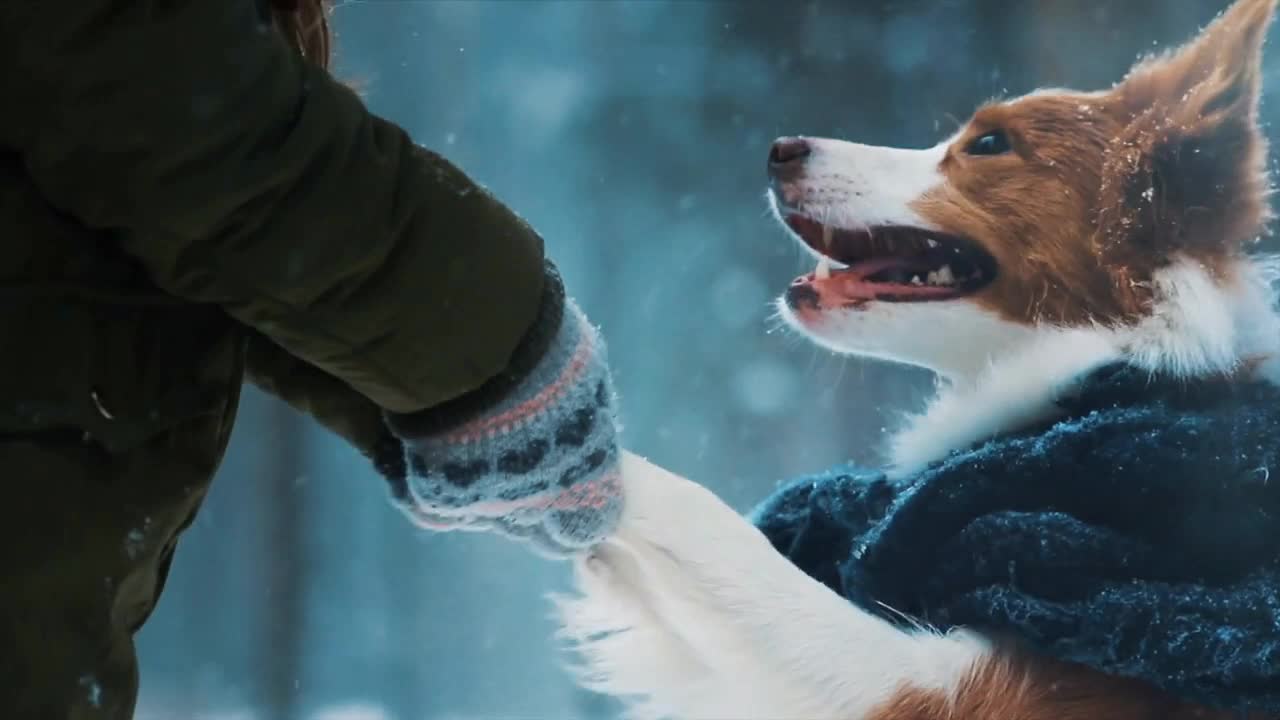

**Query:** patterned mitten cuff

left=383, top=266, right=621, bottom=556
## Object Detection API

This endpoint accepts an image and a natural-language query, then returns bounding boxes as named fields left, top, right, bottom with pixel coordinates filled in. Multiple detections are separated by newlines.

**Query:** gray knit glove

left=383, top=266, right=622, bottom=556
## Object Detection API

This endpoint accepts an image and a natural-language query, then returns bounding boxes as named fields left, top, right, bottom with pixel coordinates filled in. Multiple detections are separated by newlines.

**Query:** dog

left=555, top=0, right=1280, bottom=717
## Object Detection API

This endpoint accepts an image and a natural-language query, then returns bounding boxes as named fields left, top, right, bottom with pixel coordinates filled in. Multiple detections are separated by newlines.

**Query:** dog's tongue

left=810, top=256, right=957, bottom=301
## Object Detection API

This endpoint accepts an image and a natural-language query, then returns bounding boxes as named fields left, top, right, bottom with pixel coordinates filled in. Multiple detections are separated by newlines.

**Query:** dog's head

left=771, top=0, right=1275, bottom=381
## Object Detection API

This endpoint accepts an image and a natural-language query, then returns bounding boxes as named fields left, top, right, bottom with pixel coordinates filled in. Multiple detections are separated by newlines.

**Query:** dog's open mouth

left=784, top=214, right=997, bottom=305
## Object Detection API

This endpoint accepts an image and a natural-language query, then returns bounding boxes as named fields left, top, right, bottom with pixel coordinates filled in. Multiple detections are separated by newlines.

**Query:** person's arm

left=243, top=331, right=409, bottom=483
left=0, top=0, right=623, bottom=553
left=1, top=0, right=541, bottom=414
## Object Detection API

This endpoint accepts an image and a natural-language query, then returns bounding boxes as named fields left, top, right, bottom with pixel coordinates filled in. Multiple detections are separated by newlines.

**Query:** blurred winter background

left=133, top=1, right=1274, bottom=718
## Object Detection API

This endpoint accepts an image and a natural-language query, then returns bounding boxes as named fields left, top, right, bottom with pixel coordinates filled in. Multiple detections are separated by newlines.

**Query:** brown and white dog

left=556, top=1, right=1280, bottom=718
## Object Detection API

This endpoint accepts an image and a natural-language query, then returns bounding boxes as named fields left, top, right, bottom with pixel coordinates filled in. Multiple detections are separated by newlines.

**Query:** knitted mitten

left=382, top=265, right=621, bottom=556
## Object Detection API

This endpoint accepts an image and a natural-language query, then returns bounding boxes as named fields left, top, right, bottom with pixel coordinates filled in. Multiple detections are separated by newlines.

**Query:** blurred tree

left=260, top=402, right=307, bottom=719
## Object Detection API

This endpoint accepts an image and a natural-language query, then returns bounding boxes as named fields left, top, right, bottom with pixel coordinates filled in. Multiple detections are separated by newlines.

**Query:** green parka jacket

left=0, top=2, right=552, bottom=716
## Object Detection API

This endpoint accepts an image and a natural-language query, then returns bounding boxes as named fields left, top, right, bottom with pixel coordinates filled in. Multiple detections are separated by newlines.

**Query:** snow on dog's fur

left=554, top=1, right=1279, bottom=718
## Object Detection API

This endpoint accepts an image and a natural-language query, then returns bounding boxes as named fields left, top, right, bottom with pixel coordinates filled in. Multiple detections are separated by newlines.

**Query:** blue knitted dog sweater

left=752, top=364, right=1280, bottom=714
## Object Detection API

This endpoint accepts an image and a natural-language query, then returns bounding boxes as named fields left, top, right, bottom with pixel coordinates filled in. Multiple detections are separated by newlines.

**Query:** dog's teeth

left=910, top=275, right=923, bottom=286
left=822, top=223, right=833, bottom=251
left=936, top=265, right=955, bottom=284
left=815, top=256, right=831, bottom=280
left=926, top=271, right=940, bottom=285
left=925, top=238, right=939, bottom=249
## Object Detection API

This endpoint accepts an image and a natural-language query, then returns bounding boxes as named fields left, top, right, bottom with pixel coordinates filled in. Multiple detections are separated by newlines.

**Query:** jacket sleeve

left=0, top=0, right=545, bottom=414
left=243, top=331, right=408, bottom=487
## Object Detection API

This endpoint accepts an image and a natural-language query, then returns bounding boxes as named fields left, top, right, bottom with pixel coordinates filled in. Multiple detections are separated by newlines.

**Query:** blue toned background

left=133, top=1, right=1273, bottom=718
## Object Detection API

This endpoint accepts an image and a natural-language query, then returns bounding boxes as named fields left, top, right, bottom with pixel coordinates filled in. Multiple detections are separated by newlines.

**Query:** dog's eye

left=966, top=130, right=1012, bottom=156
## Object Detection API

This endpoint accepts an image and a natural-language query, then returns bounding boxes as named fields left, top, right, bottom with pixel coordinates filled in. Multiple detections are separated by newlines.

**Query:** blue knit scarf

left=751, top=363, right=1280, bottom=714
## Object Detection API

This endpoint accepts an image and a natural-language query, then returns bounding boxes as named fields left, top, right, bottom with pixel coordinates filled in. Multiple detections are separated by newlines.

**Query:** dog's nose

left=784, top=279, right=820, bottom=310
left=768, top=136, right=812, bottom=173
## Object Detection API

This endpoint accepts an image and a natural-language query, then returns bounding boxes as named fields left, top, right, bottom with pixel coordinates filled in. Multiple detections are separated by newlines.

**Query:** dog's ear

left=1112, top=0, right=1274, bottom=123
left=1097, top=0, right=1276, bottom=257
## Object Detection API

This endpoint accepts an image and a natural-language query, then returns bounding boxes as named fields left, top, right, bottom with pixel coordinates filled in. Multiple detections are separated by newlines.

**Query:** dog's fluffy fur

left=554, top=1, right=1280, bottom=717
